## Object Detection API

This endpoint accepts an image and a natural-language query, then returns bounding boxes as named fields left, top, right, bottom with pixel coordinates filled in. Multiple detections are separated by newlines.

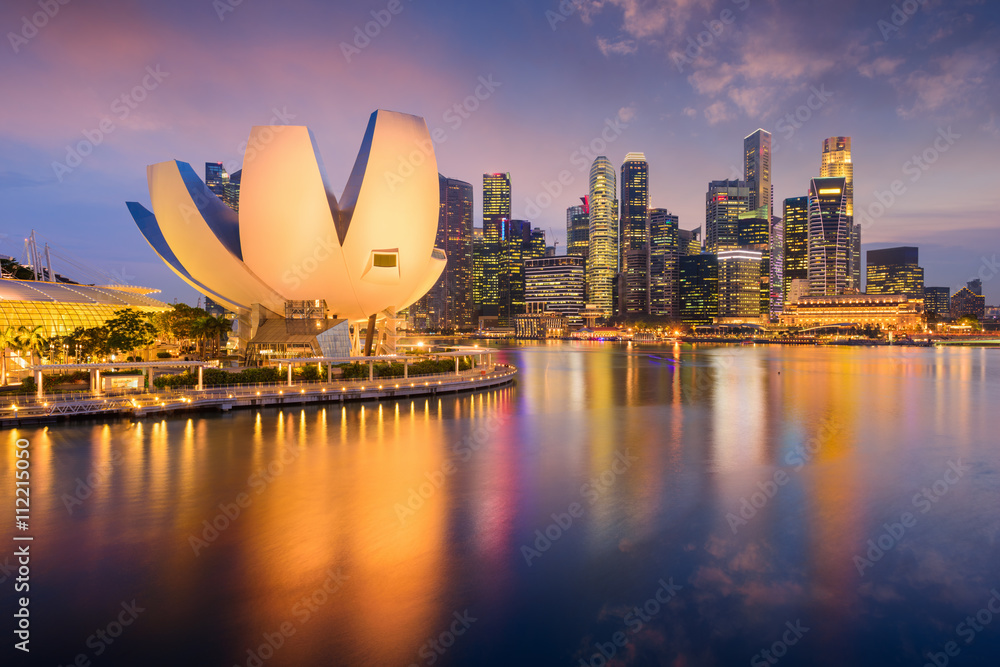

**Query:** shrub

left=156, top=351, right=172, bottom=359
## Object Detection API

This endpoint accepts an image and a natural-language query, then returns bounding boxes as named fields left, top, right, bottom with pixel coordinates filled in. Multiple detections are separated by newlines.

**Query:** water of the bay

left=3, top=342, right=1000, bottom=666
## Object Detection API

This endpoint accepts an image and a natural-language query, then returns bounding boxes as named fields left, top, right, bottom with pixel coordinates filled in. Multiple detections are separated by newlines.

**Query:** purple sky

left=1, top=0, right=998, bottom=304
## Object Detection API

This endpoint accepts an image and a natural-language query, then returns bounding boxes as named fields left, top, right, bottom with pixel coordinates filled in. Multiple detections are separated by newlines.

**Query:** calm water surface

left=3, top=343, right=1000, bottom=666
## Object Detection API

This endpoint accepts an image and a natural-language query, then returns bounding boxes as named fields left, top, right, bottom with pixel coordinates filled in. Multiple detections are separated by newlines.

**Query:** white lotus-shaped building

left=127, top=110, right=445, bottom=355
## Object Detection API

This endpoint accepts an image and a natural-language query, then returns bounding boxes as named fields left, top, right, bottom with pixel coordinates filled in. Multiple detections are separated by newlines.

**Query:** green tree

left=105, top=308, right=157, bottom=359
left=16, top=325, right=49, bottom=367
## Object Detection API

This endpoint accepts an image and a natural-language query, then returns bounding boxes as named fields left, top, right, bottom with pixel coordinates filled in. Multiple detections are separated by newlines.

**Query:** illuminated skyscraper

left=820, top=137, right=858, bottom=290
left=783, top=196, right=809, bottom=303
left=744, top=129, right=772, bottom=215
left=718, top=249, right=763, bottom=318
left=587, top=156, right=618, bottom=317
left=769, top=215, right=783, bottom=317
left=525, top=255, right=586, bottom=326
left=679, top=228, right=702, bottom=256
left=706, top=180, right=750, bottom=252
left=680, top=253, right=718, bottom=326
left=648, top=209, right=679, bottom=318
left=567, top=197, right=590, bottom=258
left=472, top=227, right=485, bottom=314
left=205, top=162, right=228, bottom=198
left=411, top=175, right=474, bottom=331
left=866, top=246, right=923, bottom=298
left=620, top=153, right=650, bottom=316
left=808, top=177, right=850, bottom=296
left=924, top=286, right=950, bottom=318
left=482, top=173, right=511, bottom=312
left=738, top=207, right=770, bottom=316
left=223, top=169, right=241, bottom=212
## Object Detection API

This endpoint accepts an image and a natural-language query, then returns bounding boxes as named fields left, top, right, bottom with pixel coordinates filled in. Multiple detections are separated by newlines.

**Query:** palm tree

left=0, top=326, right=23, bottom=386
left=17, top=325, right=50, bottom=368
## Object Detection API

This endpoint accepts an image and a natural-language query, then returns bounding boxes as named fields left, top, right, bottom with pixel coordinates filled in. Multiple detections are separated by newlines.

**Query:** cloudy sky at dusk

left=1, top=0, right=998, bottom=303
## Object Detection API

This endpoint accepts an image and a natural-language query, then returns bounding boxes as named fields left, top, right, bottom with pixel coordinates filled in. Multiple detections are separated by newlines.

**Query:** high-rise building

left=807, top=177, right=850, bottom=296
left=567, top=198, right=590, bottom=258
left=718, top=249, right=763, bottom=318
left=924, top=287, right=951, bottom=319
left=620, top=153, right=650, bottom=317
left=499, top=219, right=533, bottom=325
left=769, top=215, right=784, bottom=317
left=482, top=173, right=511, bottom=313
left=620, top=153, right=649, bottom=255
left=649, top=209, right=679, bottom=318
left=820, top=137, right=858, bottom=290
left=866, top=247, right=924, bottom=298
left=951, top=287, right=986, bottom=320
left=706, top=180, right=750, bottom=252
left=223, top=169, right=241, bottom=212
left=744, top=129, right=772, bottom=215
left=738, top=206, right=770, bottom=316
left=205, top=162, right=228, bottom=198
left=680, top=254, right=718, bottom=326
left=587, top=156, right=618, bottom=318
left=472, top=227, right=485, bottom=315
left=783, top=196, right=809, bottom=303
left=525, top=255, right=586, bottom=326
left=411, top=175, right=474, bottom=331
left=968, top=278, right=983, bottom=296
left=529, top=227, right=546, bottom=261
left=678, top=228, right=702, bottom=256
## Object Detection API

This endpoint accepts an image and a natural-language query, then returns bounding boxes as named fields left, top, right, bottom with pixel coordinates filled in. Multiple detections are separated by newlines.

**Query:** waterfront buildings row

left=191, top=133, right=980, bottom=336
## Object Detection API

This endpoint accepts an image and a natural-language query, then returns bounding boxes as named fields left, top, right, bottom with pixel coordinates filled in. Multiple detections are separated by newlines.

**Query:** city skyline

left=1, top=0, right=997, bottom=304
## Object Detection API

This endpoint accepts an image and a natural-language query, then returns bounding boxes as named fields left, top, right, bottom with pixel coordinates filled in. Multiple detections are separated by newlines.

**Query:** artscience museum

left=127, top=109, right=446, bottom=359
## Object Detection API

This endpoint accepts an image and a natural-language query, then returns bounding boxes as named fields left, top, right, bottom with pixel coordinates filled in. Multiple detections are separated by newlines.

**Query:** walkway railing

left=0, top=364, right=516, bottom=422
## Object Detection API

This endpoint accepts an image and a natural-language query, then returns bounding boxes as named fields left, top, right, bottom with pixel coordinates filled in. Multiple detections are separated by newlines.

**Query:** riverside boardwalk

left=0, top=351, right=515, bottom=426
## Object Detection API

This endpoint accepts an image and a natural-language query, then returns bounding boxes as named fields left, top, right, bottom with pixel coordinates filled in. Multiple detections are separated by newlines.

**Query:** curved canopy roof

left=0, top=279, right=169, bottom=308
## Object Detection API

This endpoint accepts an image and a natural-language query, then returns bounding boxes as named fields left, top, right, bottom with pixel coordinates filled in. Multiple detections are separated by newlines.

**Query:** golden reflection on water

left=1, top=345, right=996, bottom=665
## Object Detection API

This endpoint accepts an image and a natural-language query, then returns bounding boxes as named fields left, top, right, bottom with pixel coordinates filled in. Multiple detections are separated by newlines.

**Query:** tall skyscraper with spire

left=587, top=156, right=618, bottom=317
left=820, top=137, right=858, bottom=290
left=620, top=153, right=649, bottom=316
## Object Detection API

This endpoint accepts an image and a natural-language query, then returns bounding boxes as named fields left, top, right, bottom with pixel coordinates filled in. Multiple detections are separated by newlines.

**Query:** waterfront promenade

left=0, top=355, right=516, bottom=426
